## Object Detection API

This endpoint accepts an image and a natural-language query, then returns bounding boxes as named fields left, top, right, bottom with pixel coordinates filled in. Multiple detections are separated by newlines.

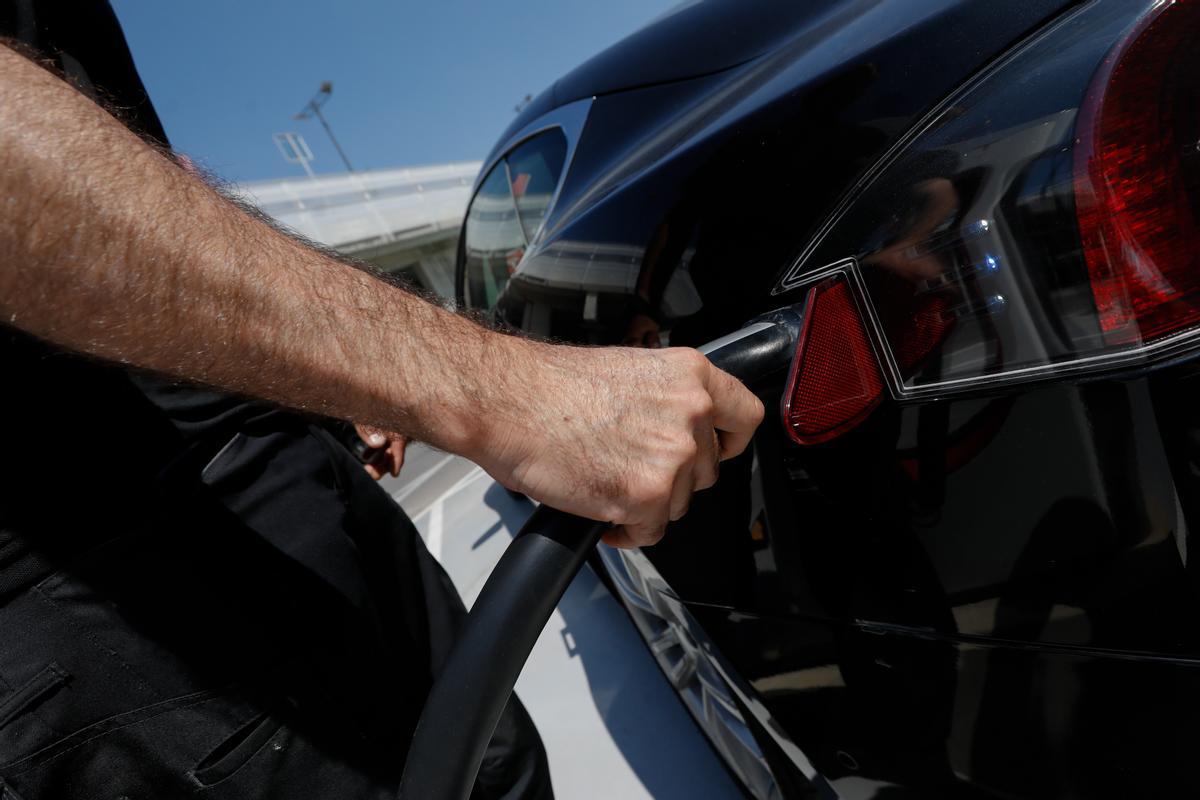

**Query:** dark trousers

left=0, top=415, right=551, bottom=799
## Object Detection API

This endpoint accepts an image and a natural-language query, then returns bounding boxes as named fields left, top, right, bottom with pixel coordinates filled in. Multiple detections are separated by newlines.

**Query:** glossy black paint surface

left=485, top=0, right=841, bottom=171
left=460, top=0, right=1200, bottom=796
left=676, top=368, right=1200, bottom=797
left=486, top=0, right=1080, bottom=347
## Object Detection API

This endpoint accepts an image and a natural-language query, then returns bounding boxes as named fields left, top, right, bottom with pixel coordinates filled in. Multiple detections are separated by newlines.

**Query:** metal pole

left=310, top=103, right=355, bottom=173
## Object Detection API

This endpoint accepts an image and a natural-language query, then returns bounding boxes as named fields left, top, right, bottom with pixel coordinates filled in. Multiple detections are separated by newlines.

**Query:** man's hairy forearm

left=0, top=44, right=766, bottom=545
left=0, top=44, right=498, bottom=451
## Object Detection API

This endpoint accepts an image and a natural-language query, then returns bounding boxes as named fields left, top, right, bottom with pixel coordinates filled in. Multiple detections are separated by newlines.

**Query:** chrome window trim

left=466, top=97, right=593, bottom=281
left=501, top=160, right=530, bottom=247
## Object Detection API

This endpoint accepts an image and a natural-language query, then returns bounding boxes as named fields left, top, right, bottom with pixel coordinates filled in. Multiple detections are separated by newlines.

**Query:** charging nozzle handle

left=398, top=309, right=802, bottom=800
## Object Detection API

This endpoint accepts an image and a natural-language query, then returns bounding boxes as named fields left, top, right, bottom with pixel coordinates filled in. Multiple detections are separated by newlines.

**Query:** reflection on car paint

left=460, top=0, right=1200, bottom=796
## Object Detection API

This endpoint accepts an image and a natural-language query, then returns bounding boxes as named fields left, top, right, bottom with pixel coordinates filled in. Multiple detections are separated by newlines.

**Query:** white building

left=231, top=161, right=481, bottom=298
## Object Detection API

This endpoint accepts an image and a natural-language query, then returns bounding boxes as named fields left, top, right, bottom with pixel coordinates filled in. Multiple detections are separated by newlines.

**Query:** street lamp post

left=289, top=81, right=392, bottom=244
left=294, top=81, right=355, bottom=173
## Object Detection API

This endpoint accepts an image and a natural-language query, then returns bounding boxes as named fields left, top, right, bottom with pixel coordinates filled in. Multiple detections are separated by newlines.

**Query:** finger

left=604, top=518, right=667, bottom=549
left=668, top=466, right=693, bottom=522
left=669, top=423, right=706, bottom=520
left=355, top=423, right=388, bottom=448
left=364, top=462, right=382, bottom=481
left=602, top=527, right=636, bottom=548
left=388, top=441, right=404, bottom=477
left=692, top=422, right=720, bottom=492
left=705, top=367, right=765, bottom=459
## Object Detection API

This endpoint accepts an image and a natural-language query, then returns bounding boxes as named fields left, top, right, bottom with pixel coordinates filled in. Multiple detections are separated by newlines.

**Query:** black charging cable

left=398, top=307, right=803, bottom=800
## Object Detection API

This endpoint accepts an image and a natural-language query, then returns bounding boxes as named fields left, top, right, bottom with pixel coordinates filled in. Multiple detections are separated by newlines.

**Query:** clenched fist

left=461, top=341, right=765, bottom=548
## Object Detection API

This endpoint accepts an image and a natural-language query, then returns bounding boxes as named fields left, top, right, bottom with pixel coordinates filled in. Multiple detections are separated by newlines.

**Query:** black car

left=455, top=1, right=1200, bottom=797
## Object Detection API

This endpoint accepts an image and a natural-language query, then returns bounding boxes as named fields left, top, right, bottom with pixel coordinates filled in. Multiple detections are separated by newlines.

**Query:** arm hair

left=0, top=42, right=508, bottom=452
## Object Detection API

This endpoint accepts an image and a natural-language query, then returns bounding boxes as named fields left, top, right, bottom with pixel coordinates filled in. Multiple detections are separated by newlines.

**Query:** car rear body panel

left=460, top=0, right=1200, bottom=796
left=489, top=0, right=1078, bottom=347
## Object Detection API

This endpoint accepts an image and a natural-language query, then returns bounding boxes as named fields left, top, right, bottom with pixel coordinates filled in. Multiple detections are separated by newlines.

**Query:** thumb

left=354, top=423, right=388, bottom=448
left=602, top=519, right=667, bottom=549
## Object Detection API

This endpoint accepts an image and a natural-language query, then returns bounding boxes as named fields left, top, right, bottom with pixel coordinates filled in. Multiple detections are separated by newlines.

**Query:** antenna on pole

left=273, top=131, right=316, bottom=179
left=294, top=81, right=356, bottom=173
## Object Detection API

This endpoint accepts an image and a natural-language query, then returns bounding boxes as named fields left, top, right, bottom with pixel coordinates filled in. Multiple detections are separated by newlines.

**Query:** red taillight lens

left=1076, top=0, right=1200, bottom=346
left=783, top=277, right=884, bottom=445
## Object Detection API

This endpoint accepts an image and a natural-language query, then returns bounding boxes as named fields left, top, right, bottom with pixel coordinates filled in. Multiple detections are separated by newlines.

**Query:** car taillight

left=783, top=277, right=883, bottom=445
left=1075, top=0, right=1200, bottom=346
left=777, top=0, right=1200, bottom=444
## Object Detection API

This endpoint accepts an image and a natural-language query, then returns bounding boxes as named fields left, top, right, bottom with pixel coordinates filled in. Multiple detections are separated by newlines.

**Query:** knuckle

left=684, top=348, right=711, bottom=375
left=752, top=396, right=766, bottom=423
left=625, top=484, right=649, bottom=508
left=674, top=436, right=699, bottom=462
left=686, top=392, right=714, bottom=422
left=654, top=474, right=676, bottom=499
left=668, top=347, right=707, bottom=375
left=630, top=480, right=667, bottom=508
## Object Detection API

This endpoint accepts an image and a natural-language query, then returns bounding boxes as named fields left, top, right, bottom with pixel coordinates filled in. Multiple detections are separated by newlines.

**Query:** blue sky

left=110, top=1, right=676, bottom=184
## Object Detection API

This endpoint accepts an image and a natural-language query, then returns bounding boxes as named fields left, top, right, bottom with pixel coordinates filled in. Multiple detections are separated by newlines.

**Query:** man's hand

left=354, top=424, right=408, bottom=480
left=462, top=343, right=764, bottom=548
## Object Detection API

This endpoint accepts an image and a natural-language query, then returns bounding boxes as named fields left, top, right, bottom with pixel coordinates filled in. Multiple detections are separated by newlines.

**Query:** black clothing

left=1, top=362, right=553, bottom=796
left=0, top=0, right=176, bottom=606
left=0, top=3, right=550, bottom=797
left=0, top=0, right=167, bottom=143
left=2, top=348, right=551, bottom=796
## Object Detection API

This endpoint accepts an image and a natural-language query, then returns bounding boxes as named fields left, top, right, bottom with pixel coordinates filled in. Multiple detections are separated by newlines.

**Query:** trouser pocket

left=188, top=709, right=284, bottom=788
left=0, top=663, right=68, bottom=733
left=0, top=688, right=257, bottom=798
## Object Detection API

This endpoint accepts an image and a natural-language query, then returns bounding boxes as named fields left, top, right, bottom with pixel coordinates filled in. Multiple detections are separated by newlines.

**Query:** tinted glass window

left=461, top=129, right=568, bottom=310
left=507, top=129, right=568, bottom=243
left=462, top=162, right=525, bottom=310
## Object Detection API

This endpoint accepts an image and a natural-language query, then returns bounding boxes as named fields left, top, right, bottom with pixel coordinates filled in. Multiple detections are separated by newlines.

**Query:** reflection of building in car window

left=461, top=129, right=568, bottom=310
left=463, top=166, right=523, bottom=310
left=508, top=130, right=567, bottom=242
